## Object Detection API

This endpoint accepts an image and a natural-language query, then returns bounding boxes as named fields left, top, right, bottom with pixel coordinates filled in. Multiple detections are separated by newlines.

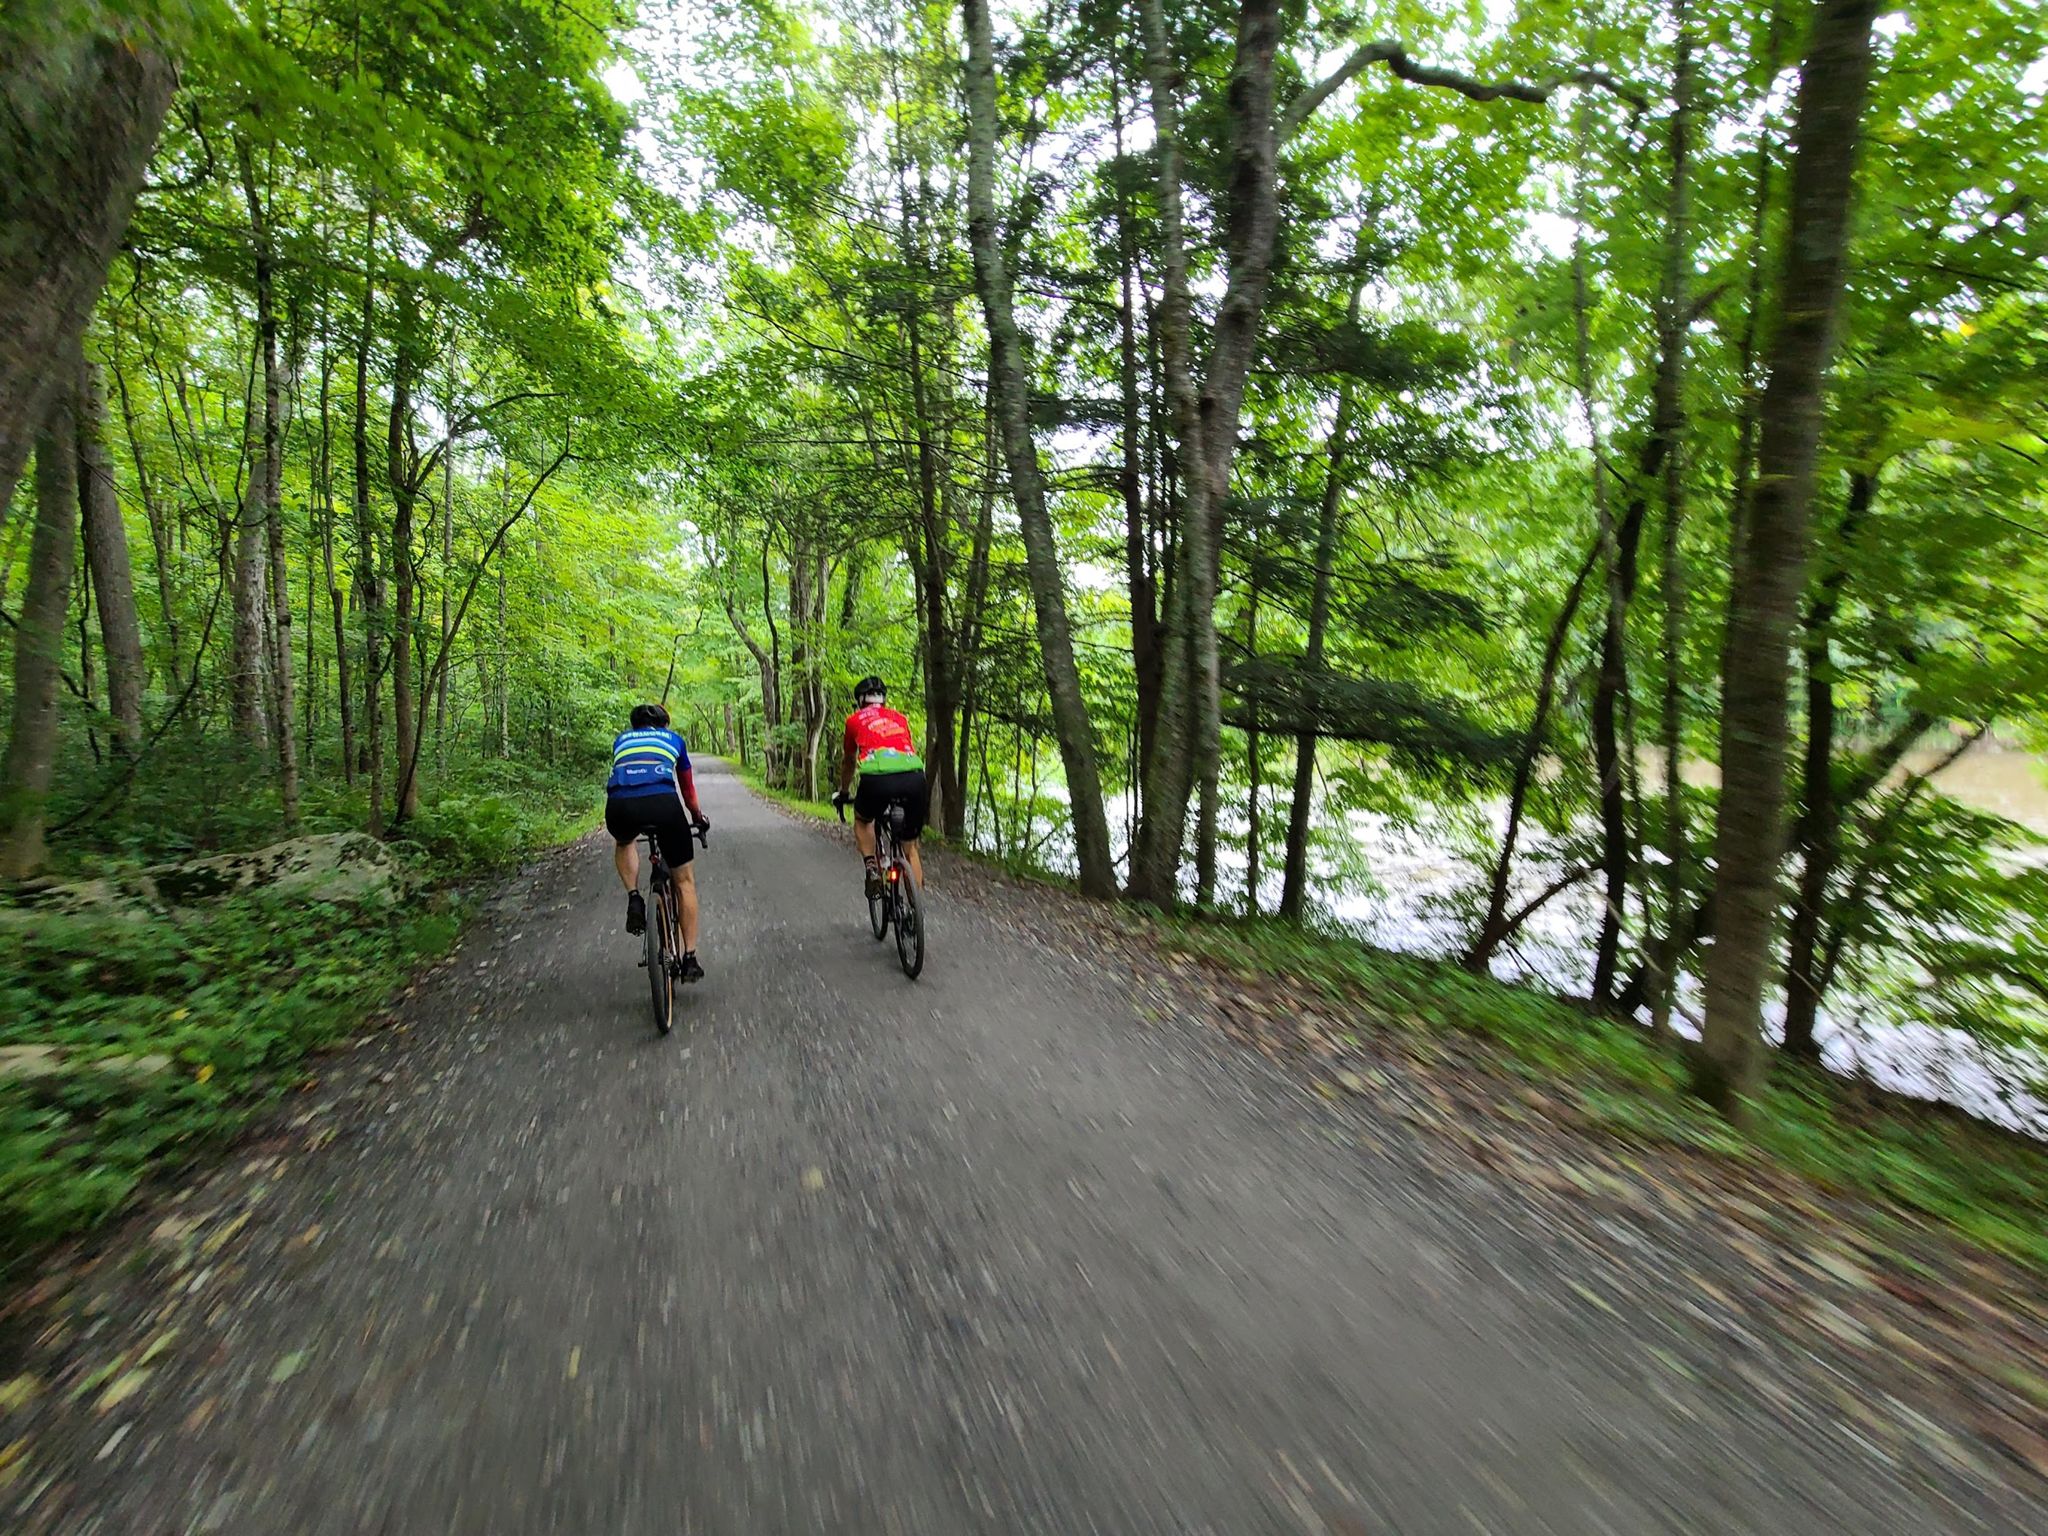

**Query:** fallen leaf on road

left=269, top=1351, right=308, bottom=1385
left=801, top=1167, right=827, bottom=1192
left=97, top=1369, right=150, bottom=1413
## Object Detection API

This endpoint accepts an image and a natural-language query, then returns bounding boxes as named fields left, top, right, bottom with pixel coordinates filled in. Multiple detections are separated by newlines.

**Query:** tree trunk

left=1568, top=91, right=1634, bottom=1009
left=1695, top=0, right=1878, bottom=1116
left=437, top=412, right=454, bottom=773
left=1649, top=0, right=1698, bottom=1038
left=1111, top=53, right=1161, bottom=787
left=1465, top=537, right=1601, bottom=967
left=1129, top=0, right=1283, bottom=905
left=354, top=208, right=385, bottom=835
left=239, top=136, right=298, bottom=824
left=318, top=309, right=354, bottom=786
left=111, top=355, right=179, bottom=678
left=0, top=18, right=175, bottom=521
left=229, top=327, right=271, bottom=756
left=496, top=562, right=509, bottom=758
left=960, top=0, right=1116, bottom=895
left=1782, top=469, right=1875, bottom=1060
left=1, top=371, right=82, bottom=877
left=386, top=306, right=421, bottom=824
left=1279, top=277, right=1365, bottom=922
left=1726, top=4, right=1788, bottom=562
left=77, top=360, right=143, bottom=757
left=1244, top=575, right=1261, bottom=915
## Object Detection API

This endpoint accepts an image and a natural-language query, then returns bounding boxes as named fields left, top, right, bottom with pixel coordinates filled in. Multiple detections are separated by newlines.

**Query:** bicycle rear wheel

left=891, top=857, right=925, bottom=979
left=648, top=884, right=674, bottom=1035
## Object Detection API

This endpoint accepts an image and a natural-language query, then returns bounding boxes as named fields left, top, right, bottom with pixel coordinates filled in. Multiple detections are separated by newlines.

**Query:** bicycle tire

left=892, top=856, right=925, bottom=979
left=648, top=883, right=674, bottom=1035
left=868, top=843, right=892, bottom=937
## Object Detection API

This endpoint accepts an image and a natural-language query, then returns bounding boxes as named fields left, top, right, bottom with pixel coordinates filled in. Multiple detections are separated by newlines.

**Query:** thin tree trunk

left=496, top=562, right=509, bottom=758
left=1782, top=469, right=1875, bottom=1060
left=1111, top=51, right=1161, bottom=786
left=1568, top=92, right=1633, bottom=1009
left=386, top=307, right=421, bottom=824
left=229, top=332, right=271, bottom=755
left=1650, top=0, right=1698, bottom=1039
left=318, top=302, right=354, bottom=786
left=1244, top=575, right=1261, bottom=915
left=0, top=19, right=174, bottom=520
left=238, top=135, right=297, bottom=822
left=111, top=355, right=179, bottom=677
left=960, top=0, right=1116, bottom=895
left=77, top=360, right=143, bottom=756
left=354, top=206, right=385, bottom=835
left=1280, top=276, right=1365, bottom=921
left=1465, top=537, right=1601, bottom=966
left=1, top=369, right=82, bottom=877
left=1695, top=0, right=1879, bottom=1115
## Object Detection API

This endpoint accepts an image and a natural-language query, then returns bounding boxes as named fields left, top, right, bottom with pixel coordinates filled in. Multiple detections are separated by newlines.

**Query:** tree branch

left=1280, top=42, right=1648, bottom=143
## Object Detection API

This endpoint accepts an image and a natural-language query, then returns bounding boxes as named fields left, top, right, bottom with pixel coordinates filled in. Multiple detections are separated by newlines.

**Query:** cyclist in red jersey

left=831, top=675, right=928, bottom=900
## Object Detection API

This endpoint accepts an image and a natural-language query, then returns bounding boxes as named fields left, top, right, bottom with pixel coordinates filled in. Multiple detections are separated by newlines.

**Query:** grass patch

left=1158, top=916, right=2048, bottom=1270
left=0, top=753, right=603, bottom=1279
left=731, top=765, right=839, bottom=823
left=0, top=898, right=457, bottom=1275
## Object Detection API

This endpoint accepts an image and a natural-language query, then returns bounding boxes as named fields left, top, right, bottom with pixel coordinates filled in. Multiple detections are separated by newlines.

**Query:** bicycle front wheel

left=648, top=888, right=674, bottom=1035
left=891, top=858, right=925, bottom=979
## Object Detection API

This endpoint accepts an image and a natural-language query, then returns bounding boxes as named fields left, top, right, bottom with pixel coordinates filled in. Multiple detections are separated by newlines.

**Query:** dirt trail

left=5, top=760, right=2041, bottom=1534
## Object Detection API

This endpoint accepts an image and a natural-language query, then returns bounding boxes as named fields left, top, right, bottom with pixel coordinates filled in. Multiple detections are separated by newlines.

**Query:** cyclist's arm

left=836, top=721, right=858, bottom=796
left=678, top=767, right=704, bottom=822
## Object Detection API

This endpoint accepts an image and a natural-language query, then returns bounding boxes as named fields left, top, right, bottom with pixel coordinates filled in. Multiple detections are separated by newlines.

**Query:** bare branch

left=1280, top=42, right=1648, bottom=143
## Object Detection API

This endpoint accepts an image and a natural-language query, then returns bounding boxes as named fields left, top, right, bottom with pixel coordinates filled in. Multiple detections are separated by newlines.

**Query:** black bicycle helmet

left=853, top=675, right=887, bottom=705
left=629, top=702, right=671, bottom=729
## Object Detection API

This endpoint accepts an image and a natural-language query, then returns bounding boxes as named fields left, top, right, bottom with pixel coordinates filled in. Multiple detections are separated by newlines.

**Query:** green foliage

left=0, top=897, right=459, bottom=1275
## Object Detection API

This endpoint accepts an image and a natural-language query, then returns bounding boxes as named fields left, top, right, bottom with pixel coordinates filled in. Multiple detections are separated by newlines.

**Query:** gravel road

left=11, top=760, right=2040, bottom=1535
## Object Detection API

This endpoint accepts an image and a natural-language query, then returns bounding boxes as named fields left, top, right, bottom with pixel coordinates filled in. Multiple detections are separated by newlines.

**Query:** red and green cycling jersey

left=842, top=703, right=924, bottom=776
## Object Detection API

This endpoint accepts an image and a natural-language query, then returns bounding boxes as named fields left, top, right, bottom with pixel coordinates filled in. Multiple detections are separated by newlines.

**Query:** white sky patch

left=602, top=56, right=647, bottom=106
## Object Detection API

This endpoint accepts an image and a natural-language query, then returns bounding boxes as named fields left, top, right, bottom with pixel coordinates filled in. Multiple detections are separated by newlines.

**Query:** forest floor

left=2, top=759, right=2044, bottom=1534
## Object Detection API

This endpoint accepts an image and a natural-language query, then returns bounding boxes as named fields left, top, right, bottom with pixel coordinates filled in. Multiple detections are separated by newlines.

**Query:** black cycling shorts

left=605, top=791, right=694, bottom=866
left=854, top=769, right=928, bottom=841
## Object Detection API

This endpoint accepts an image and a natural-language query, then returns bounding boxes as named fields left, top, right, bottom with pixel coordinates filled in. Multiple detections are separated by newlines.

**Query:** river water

left=969, top=743, right=2048, bottom=1135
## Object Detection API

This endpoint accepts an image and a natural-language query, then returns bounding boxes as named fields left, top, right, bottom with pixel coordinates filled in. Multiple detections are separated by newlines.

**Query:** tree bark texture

left=1695, top=0, right=1878, bottom=1114
left=960, top=0, right=1117, bottom=895
left=0, top=14, right=174, bottom=521
left=77, top=360, right=144, bottom=757
left=1, top=371, right=82, bottom=877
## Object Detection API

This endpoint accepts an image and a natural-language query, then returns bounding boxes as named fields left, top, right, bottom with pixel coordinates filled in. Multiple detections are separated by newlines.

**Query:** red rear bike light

left=887, top=867, right=900, bottom=882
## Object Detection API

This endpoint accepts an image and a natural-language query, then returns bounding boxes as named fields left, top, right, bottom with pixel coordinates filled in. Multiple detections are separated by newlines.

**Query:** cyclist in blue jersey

left=605, top=703, right=709, bottom=981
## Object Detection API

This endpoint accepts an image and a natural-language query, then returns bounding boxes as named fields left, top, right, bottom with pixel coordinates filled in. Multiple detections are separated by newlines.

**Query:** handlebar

left=831, top=793, right=849, bottom=823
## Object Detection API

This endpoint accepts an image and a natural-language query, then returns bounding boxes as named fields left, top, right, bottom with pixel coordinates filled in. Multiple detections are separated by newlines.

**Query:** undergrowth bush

left=0, top=751, right=599, bottom=1277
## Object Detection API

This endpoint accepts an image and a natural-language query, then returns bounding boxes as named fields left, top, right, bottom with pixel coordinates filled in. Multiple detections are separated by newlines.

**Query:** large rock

left=9, top=833, right=407, bottom=917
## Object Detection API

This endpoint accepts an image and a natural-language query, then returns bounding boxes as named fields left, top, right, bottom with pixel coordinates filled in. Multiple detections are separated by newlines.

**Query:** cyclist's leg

left=604, top=796, right=641, bottom=891
left=675, top=862, right=699, bottom=951
left=897, top=771, right=931, bottom=887
left=650, top=801, right=701, bottom=967
left=605, top=796, right=648, bottom=932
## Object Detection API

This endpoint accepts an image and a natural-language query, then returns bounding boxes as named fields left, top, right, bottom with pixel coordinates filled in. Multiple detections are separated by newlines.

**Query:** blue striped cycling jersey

left=607, top=727, right=690, bottom=797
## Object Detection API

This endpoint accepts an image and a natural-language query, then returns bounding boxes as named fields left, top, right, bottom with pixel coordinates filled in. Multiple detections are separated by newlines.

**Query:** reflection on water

left=970, top=742, right=2048, bottom=1135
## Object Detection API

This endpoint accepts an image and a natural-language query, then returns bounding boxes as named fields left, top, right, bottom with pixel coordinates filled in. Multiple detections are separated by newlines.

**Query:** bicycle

left=638, top=823, right=707, bottom=1034
left=833, top=792, right=925, bottom=979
